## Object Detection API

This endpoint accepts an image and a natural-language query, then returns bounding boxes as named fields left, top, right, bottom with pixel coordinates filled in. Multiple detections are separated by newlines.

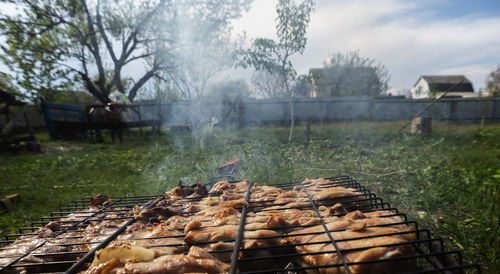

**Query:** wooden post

left=449, top=100, right=457, bottom=124
left=306, top=121, right=311, bottom=144
left=411, top=117, right=432, bottom=134
left=0, top=194, right=21, bottom=211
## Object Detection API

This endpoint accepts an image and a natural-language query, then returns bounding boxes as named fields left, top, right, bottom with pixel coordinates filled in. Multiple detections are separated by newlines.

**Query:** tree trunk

left=287, top=80, right=295, bottom=144
left=288, top=94, right=295, bottom=144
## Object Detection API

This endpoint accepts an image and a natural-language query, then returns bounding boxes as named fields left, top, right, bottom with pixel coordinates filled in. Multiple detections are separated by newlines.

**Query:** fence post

left=449, top=100, right=457, bottom=123
left=493, top=99, right=500, bottom=123
left=368, top=96, right=374, bottom=120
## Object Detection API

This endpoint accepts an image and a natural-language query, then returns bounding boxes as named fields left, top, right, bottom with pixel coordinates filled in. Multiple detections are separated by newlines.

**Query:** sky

left=1, top=0, right=499, bottom=95
left=232, top=0, right=500, bottom=92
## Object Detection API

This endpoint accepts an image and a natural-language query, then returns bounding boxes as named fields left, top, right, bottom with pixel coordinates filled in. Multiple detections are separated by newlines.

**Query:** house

left=385, top=88, right=410, bottom=98
left=308, top=67, right=382, bottom=97
left=410, top=75, right=476, bottom=99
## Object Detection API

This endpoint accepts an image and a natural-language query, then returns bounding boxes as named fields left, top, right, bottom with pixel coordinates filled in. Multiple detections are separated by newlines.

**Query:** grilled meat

left=86, top=246, right=229, bottom=274
left=285, top=210, right=416, bottom=274
left=0, top=178, right=417, bottom=274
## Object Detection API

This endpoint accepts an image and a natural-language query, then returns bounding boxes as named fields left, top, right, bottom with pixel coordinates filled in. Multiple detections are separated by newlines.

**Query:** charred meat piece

left=170, top=183, right=208, bottom=198
left=135, top=206, right=180, bottom=223
left=90, top=194, right=110, bottom=206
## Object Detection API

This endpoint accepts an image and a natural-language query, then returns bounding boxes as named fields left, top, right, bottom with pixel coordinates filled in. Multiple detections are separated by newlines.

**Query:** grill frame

left=0, top=176, right=481, bottom=273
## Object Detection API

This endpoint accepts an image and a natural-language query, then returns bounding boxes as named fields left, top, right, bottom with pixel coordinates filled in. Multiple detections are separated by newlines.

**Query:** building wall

left=410, top=78, right=478, bottom=99
left=410, top=78, right=429, bottom=99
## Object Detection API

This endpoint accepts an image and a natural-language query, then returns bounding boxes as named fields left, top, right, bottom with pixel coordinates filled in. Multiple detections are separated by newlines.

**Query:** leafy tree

left=240, top=0, right=314, bottom=143
left=0, top=0, right=251, bottom=103
left=160, top=1, right=251, bottom=100
left=0, top=71, right=19, bottom=96
left=250, top=70, right=286, bottom=98
left=0, top=0, right=177, bottom=103
left=207, top=78, right=250, bottom=100
left=292, top=74, right=312, bottom=97
left=487, top=65, right=500, bottom=97
left=311, top=50, right=390, bottom=96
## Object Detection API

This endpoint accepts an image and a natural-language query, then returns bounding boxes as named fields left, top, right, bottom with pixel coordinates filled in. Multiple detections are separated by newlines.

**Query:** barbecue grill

left=0, top=176, right=480, bottom=273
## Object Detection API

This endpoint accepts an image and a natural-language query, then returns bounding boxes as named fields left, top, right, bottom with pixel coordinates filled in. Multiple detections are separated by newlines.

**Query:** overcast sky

left=1, top=0, right=499, bottom=94
left=232, top=0, right=500, bottom=91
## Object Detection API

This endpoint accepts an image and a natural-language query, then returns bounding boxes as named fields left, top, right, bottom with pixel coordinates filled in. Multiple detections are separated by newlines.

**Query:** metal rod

left=301, top=186, right=352, bottom=274
left=0, top=197, right=125, bottom=273
left=64, top=194, right=167, bottom=274
left=229, top=181, right=254, bottom=274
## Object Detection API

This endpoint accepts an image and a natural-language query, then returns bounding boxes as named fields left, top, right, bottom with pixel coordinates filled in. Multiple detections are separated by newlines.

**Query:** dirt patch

left=42, top=146, right=84, bottom=153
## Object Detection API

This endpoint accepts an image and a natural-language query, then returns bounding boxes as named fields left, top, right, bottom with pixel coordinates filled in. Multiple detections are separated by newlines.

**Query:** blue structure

left=41, top=102, right=88, bottom=139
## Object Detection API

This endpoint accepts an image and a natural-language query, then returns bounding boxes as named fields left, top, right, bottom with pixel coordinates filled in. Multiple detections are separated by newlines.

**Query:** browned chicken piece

left=184, top=225, right=239, bottom=243
left=194, top=205, right=240, bottom=218
left=221, top=190, right=245, bottom=201
left=81, top=219, right=130, bottom=245
left=0, top=237, right=46, bottom=266
left=250, top=185, right=285, bottom=202
left=301, top=178, right=333, bottom=187
left=134, top=205, right=181, bottom=223
left=285, top=211, right=416, bottom=274
left=310, top=187, right=360, bottom=201
left=209, top=180, right=251, bottom=195
left=209, top=241, right=235, bottom=261
left=167, top=183, right=208, bottom=198
left=85, top=246, right=229, bottom=274
left=0, top=207, right=131, bottom=269
left=112, top=222, right=187, bottom=255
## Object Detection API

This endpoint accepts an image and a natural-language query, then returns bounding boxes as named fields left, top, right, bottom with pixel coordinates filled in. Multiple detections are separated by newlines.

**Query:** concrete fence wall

left=139, top=96, right=500, bottom=127
left=2, top=97, right=499, bottom=129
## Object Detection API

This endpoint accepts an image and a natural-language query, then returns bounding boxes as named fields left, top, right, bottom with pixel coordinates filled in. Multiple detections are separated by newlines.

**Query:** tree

left=311, top=50, right=390, bottom=96
left=160, top=1, right=250, bottom=100
left=486, top=65, right=500, bottom=97
left=250, top=70, right=286, bottom=98
left=292, top=74, right=312, bottom=97
left=0, top=0, right=178, bottom=103
left=0, top=0, right=251, bottom=103
left=207, top=78, right=250, bottom=100
left=0, top=72, right=19, bottom=96
left=240, top=0, right=314, bottom=143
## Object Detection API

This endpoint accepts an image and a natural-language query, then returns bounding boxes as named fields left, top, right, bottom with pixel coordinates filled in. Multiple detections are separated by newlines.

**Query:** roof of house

left=415, top=75, right=474, bottom=92
left=309, top=67, right=378, bottom=86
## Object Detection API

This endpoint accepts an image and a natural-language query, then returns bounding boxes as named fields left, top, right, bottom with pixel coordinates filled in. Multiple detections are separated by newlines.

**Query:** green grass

left=0, top=122, right=499, bottom=273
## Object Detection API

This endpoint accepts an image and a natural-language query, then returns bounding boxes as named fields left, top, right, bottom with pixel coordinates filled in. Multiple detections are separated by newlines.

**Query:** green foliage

left=0, top=123, right=499, bottom=272
left=0, top=1, right=73, bottom=101
left=0, top=0, right=172, bottom=103
left=240, top=0, right=314, bottom=84
left=292, top=74, right=312, bottom=97
left=250, top=70, right=286, bottom=98
left=0, top=0, right=251, bottom=103
left=240, top=0, right=314, bottom=143
left=312, top=50, right=390, bottom=96
left=160, top=0, right=251, bottom=100
left=0, top=72, right=19, bottom=97
left=206, top=78, right=250, bottom=100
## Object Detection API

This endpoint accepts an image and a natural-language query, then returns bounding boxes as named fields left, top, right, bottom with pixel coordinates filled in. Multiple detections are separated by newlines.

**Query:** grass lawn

left=0, top=121, right=499, bottom=272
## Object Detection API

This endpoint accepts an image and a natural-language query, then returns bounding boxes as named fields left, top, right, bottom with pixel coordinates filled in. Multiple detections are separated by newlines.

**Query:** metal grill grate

left=0, top=176, right=481, bottom=273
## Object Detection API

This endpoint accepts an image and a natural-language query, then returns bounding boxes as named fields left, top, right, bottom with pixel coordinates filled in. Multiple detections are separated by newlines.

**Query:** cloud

left=233, top=0, right=500, bottom=90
